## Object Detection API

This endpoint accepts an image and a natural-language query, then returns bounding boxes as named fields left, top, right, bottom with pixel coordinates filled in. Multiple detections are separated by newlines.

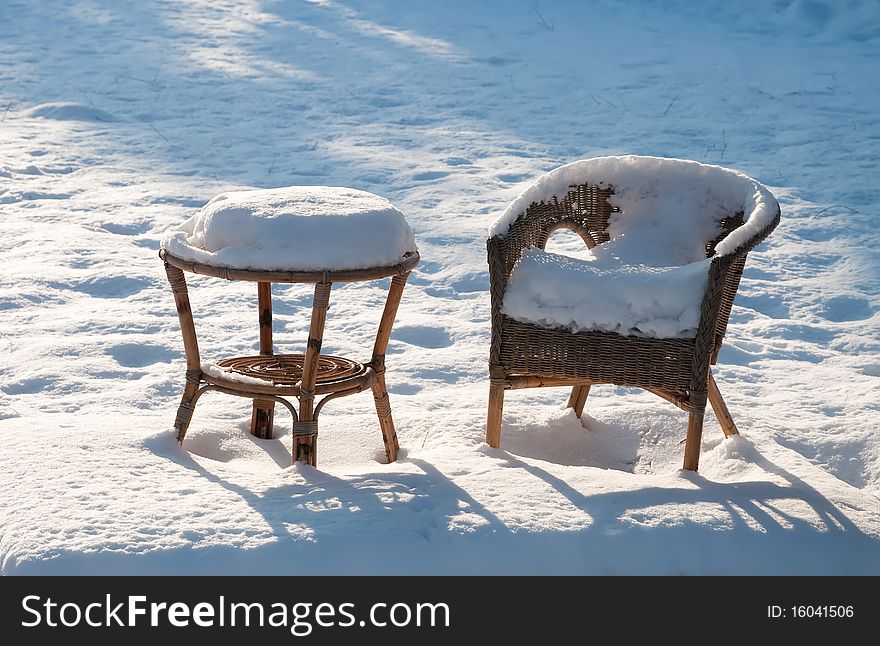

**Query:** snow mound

left=181, top=425, right=294, bottom=472
left=697, top=434, right=770, bottom=482
left=781, top=0, right=880, bottom=43
left=0, top=392, right=20, bottom=420
left=503, top=248, right=710, bottom=338
left=26, top=101, right=118, bottom=122
left=490, top=155, right=779, bottom=266
left=161, top=186, right=418, bottom=272
left=500, top=408, right=644, bottom=472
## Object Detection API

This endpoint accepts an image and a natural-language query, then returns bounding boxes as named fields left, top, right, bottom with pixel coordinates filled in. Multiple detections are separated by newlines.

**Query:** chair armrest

left=713, top=201, right=781, bottom=258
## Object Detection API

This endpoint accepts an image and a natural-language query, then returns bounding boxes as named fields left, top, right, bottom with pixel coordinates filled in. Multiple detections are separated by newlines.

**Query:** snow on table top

left=161, top=186, right=418, bottom=272
left=491, top=156, right=779, bottom=266
left=503, top=249, right=711, bottom=338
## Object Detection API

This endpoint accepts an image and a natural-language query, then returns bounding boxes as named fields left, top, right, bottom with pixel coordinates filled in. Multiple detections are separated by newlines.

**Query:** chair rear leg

left=683, top=410, right=705, bottom=471
left=486, top=383, right=505, bottom=448
left=707, top=372, right=739, bottom=437
left=566, top=384, right=591, bottom=418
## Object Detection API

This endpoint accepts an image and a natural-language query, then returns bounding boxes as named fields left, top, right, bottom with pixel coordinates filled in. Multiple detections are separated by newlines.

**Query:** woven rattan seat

left=160, top=186, right=419, bottom=467
left=486, top=156, right=780, bottom=471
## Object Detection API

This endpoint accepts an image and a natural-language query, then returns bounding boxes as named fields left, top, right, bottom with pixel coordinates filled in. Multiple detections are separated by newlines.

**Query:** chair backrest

left=489, top=155, right=779, bottom=270
left=488, top=182, right=618, bottom=284
left=487, top=182, right=751, bottom=297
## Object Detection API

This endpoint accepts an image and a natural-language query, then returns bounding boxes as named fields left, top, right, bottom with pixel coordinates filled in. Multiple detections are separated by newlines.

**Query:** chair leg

left=707, top=372, right=739, bottom=437
left=683, top=411, right=705, bottom=472
left=566, top=384, right=591, bottom=418
left=486, top=383, right=505, bottom=448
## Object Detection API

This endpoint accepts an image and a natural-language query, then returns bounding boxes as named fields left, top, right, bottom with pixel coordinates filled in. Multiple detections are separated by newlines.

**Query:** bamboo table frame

left=160, top=249, right=419, bottom=467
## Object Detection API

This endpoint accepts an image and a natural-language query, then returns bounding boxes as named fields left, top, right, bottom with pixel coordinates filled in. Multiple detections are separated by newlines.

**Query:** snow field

left=1, top=0, right=878, bottom=574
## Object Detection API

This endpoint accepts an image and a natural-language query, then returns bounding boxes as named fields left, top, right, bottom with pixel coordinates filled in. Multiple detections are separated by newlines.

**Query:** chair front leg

left=486, top=382, right=506, bottom=448
left=683, top=392, right=708, bottom=472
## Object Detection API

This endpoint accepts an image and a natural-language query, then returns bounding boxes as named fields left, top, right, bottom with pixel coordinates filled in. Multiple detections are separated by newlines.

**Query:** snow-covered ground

left=1, top=0, right=878, bottom=574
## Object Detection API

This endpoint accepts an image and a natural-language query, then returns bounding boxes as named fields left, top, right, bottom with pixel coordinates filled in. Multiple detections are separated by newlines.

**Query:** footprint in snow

left=107, top=343, right=174, bottom=368
left=26, top=101, right=118, bottom=123
left=819, top=295, right=874, bottom=322
left=99, top=221, right=152, bottom=236
left=65, top=275, right=154, bottom=299
left=412, top=170, right=449, bottom=181
left=496, top=172, right=532, bottom=183
left=5, top=376, right=60, bottom=395
left=451, top=272, right=488, bottom=294
left=387, top=383, right=422, bottom=395
left=391, top=325, right=453, bottom=349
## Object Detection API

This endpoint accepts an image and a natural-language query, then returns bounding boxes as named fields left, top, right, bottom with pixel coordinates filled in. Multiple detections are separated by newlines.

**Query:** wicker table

left=160, top=249, right=419, bottom=466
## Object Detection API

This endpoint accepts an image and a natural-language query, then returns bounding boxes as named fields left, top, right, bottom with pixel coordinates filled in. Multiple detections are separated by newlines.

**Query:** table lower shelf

left=201, top=353, right=377, bottom=396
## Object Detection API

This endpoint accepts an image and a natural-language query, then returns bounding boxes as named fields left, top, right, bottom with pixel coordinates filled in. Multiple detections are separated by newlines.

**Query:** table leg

left=251, top=281, right=275, bottom=439
left=371, top=272, right=410, bottom=462
left=294, top=280, right=331, bottom=465
left=163, top=263, right=202, bottom=444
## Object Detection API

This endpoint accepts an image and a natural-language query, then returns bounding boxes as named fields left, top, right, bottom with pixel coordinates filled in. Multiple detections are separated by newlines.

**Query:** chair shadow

left=482, top=440, right=866, bottom=541
left=143, top=427, right=877, bottom=574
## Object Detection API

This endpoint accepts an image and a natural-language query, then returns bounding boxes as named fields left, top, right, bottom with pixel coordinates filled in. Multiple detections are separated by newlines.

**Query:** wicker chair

left=486, top=156, right=780, bottom=471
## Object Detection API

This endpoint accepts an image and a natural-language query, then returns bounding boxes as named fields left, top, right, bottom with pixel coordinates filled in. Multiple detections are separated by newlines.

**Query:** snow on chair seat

left=486, top=155, right=780, bottom=472
left=503, top=248, right=711, bottom=339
